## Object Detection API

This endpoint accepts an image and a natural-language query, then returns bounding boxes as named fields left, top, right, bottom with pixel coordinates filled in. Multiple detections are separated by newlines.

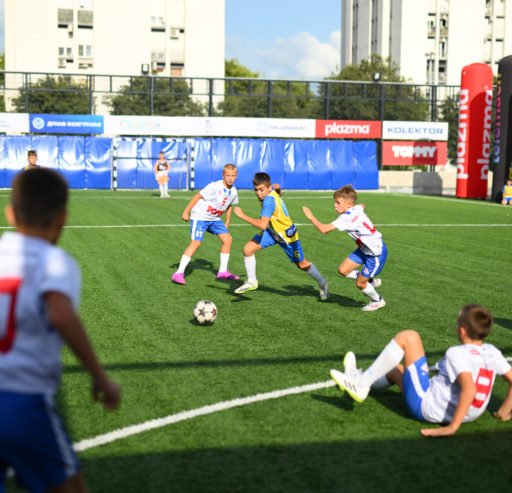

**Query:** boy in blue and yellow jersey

left=501, top=179, right=512, bottom=205
left=233, top=172, right=328, bottom=299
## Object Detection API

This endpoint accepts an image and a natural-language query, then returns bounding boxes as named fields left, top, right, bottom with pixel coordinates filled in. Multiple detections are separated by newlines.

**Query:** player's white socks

left=361, top=283, right=380, bottom=301
left=177, top=255, right=191, bottom=274
left=371, top=375, right=392, bottom=389
left=159, top=184, right=164, bottom=196
left=306, top=263, right=326, bottom=286
left=219, top=253, right=230, bottom=272
left=359, top=339, right=404, bottom=389
left=163, top=182, right=169, bottom=195
left=345, top=269, right=359, bottom=280
left=244, top=255, right=257, bottom=282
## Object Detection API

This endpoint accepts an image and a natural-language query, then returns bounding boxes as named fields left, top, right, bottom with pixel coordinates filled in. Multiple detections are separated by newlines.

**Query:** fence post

left=24, top=73, right=29, bottom=112
left=208, top=78, right=214, bottom=116
left=88, top=74, right=93, bottom=114
left=324, top=82, right=330, bottom=119
left=267, top=80, right=272, bottom=118
left=149, top=76, right=154, bottom=116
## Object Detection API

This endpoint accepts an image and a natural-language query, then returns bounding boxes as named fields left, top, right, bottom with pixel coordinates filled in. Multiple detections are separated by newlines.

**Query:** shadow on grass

left=495, top=317, right=512, bottom=331
left=71, top=430, right=512, bottom=493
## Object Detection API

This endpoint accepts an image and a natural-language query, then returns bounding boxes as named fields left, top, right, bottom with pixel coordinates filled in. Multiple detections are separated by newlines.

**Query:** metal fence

left=1, top=70, right=460, bottom=121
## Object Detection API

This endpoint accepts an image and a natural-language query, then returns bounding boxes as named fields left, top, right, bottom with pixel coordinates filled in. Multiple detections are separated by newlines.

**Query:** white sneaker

left=371, top=278, right=382, bottom=288
left=234, top=280, right=258, bottom=294
left=362, top=297, right=386, bottom=311
left=329, top=369, right=370, bottom=403
left=343, top=351, right=363, bottom=379
left=319, top=280, right=329, bottom=300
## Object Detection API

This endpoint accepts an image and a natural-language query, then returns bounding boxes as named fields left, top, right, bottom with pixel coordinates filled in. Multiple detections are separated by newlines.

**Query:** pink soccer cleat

left=171, top=272, right=186, bottom=285
left=216, top=270, right=240, bottom=280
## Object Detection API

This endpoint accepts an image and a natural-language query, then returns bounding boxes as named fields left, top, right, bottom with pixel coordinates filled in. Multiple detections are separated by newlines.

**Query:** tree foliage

left=217, top=58, right=316, bottom=118
left=318, top=55, right=430, bottom=121
left=105, top=77, right=205, bottom=116
left=12, top=76, right=91, bottom=114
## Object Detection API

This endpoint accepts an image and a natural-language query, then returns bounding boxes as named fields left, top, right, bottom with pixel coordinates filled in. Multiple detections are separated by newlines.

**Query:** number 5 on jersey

left=0, top=278, right=22, bottom=354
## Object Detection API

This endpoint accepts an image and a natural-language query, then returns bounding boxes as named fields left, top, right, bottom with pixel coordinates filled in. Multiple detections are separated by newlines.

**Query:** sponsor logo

left=391, top=145, right=436, bottom=158
left=456, top=89, right=470, bottom=180
left=315, top=120, right=381, bottom=139
left=325, top=123, right=370, bottom=136
left=32, top=117, right=45, bottom=130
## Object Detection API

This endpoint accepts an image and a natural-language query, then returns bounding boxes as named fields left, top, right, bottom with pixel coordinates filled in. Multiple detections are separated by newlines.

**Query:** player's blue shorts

left=402, top=356, right=430, bottom=422
left=349, top=242, right=388, bottom=278
left=0, top=391, right=80, bottom=493
left=190, top=219, right=229, bottom=241
left=253, top=229, right=305, bottom=263
left=504, top=196, right=512, bottom=204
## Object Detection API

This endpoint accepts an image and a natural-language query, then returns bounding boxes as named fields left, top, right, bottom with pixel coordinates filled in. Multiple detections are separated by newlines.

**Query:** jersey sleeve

left=40, top=249, right=82, bottom=309
left=260, top=195, right=276, bottom=218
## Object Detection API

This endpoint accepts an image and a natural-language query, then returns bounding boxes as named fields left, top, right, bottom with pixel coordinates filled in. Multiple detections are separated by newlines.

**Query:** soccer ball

left=193, top=300, right=218, bottom=325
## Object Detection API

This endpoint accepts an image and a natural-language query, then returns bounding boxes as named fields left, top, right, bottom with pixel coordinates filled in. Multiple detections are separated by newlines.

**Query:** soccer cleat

left=343, top=351, right=363, bottom=380
left=329, top=369, right=370, bottom=403
left=319, top=280, right=329, bottom=300
left=234, top=280, right=258, bottom=294
left=371, top=278, right=382, bottom=288
left=217, top=270, right=240, bottom=280
left=362, top=297, right=386, bottom=311
left=171, top=272, right=186, bottom=285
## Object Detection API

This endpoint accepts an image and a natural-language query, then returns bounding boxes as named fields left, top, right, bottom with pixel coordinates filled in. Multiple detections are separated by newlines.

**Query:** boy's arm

left=421, top=371, right=476, bottom=437
left=44, top=291, right=121, bottom=410
left=493, top=369, right=512, bottom=421
left=302, top=207, right=336, bottom=234
left=233, top=207, right=270, bottom=230
left=224, top=205, right=232, bottom=229
left=182, top=193, right=202, bottom=221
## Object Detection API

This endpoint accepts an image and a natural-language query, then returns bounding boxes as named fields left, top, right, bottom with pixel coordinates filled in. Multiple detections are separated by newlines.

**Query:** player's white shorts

left=0, top=391, right=80, bottom=492
left=190, top=219, right=229, bottom=241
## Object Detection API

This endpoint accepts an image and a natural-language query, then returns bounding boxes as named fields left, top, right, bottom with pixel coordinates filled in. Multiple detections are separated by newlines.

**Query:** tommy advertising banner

left=382, top=141, right=448, bottom=166
left=315, top=120, right=381, bottom=139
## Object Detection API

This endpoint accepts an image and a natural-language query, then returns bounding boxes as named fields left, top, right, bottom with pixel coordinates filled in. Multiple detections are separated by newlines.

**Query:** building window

left=77, top=10, right=93, bottom=28
left=170, top=27, right=184, bottom=40
left=58, top=8, right=73, bottom=28
left=151, top=16, right=165, bottom=32
left=78, top=45, right=92, bottom=57
left=171, top=63, right=184, bottom=76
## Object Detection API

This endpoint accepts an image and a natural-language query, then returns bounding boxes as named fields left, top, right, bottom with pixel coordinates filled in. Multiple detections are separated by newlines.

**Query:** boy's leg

left=172, top=238, right=202, bottom=284
left=297, top=258, right=329, bottom=300
left=217, top=233, right=240, bottom=279
left=338, top=257, right=361, bottom=280
left=234, top=239, right=262, bottom=293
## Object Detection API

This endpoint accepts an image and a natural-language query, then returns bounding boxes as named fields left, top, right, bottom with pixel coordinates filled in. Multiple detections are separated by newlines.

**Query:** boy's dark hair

left=11, top=168, right=68, bottom=229
left=27, top=150, right=37, bottom=157
left=253, top=172, right=271, bottom=187
left=333, top=184, right=357, bottom=203
left=457, top=304, right=493, bottom=340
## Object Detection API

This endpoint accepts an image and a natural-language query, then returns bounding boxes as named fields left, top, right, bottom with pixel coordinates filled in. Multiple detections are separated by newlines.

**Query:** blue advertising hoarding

left=29, top=114, right=104, bottom=134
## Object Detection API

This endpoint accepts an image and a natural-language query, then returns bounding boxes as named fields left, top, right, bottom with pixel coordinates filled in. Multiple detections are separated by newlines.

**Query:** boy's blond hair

left=333, top=185, right=357, bottom=204
left=223, top=163, right=237, bottom=173
left=457, top=304, right=493, bottom=340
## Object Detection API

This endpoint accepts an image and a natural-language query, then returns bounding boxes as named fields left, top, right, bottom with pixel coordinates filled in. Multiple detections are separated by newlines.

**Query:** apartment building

left=341, top=0, right=512, bottom=85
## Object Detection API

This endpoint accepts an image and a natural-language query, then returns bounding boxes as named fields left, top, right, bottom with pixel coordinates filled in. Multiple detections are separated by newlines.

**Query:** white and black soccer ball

left=193, top=300, right=218, bottom=325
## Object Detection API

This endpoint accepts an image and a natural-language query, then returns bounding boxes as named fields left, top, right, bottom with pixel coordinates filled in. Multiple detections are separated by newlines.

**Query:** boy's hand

left=420, top=425, right=457, bottom=437
left=233, top=207, right=244, bottom=218
left=302, top=206, right=313, bottom=220
left=182, top=210, right=190, bottom=222
left=493, top=410, right=512, bottom=421
left=93, top=377, right=122, bottom=410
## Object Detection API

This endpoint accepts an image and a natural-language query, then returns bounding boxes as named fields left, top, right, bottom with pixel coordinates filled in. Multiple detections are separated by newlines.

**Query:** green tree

left=105, top=77, right=205, bottom=116
left=12, top=75, right=91, bottom=113
left=218, top=58, right=316, bottom=118
left=439, top=93, right=459, bottom=163
left=318, top=55, right=430, bottom=121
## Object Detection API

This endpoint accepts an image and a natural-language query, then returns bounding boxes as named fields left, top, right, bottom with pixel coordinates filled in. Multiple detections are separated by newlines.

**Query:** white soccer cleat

left=343, top=351, right=356, bottom=375
left=371, top=278, right=382, bottom=288
left=319, top=280, right=329, bottom=300
left=329, top=369, right=370, bottom=403
left=362, top=297, right=386, bottom=311
left=234, top=280, right=258, bottom=294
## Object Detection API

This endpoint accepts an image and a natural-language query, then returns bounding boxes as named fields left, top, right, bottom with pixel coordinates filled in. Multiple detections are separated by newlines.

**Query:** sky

left=0, top=0, right=341, bottom=79
left=225, top=0, right=341, bottom=79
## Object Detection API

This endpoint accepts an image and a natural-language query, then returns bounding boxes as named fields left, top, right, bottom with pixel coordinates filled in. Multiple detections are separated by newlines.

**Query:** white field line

left=1, top=222, right=511, bottom=230
left=74, top=357, right=512, bottom=452
left=73, top=380, right=335, bottom=452
left=390, top=193, right=505, bottom=207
